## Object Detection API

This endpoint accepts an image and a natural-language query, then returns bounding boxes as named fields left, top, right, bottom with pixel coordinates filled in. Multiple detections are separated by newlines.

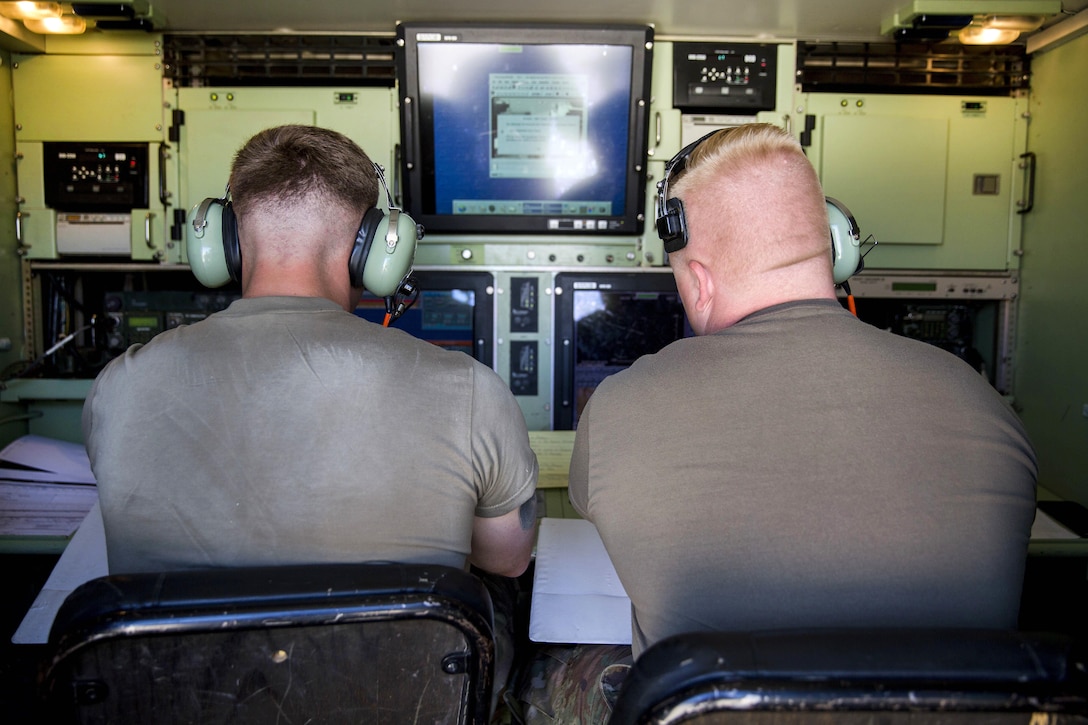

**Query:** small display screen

left=554, top=272, right=692, bottom=429
left=125, top=315, right=160, bottom=328
left=891, top=281, right=939, bottom=292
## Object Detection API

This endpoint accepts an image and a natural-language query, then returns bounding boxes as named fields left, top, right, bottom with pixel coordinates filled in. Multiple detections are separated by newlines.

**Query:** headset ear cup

left=221, top=202, right=241, bottom=283
left=658, top=196, right=689, bottom=254
left=362, top=210, right=419, bottom=298
left=186, top=198, right=235, bottom=288
left=826, top=197, right=862, bottom=285
left=349, top=207, right=384, bottom=289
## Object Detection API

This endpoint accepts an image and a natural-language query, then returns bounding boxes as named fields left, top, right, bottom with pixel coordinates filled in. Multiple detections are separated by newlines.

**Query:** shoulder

left=468, top=358, right=520, bottom=405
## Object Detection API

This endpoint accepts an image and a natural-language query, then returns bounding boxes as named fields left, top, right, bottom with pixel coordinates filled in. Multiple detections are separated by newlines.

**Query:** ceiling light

left=0, top=2, right=61, bottom=20
left=956, top=13, right=1049, bottom=44
left=882, top=1, right=1063, bottom=42
left=23, top=13, right=87, bottom=34
left=958, top=24, right=1022, bottom=43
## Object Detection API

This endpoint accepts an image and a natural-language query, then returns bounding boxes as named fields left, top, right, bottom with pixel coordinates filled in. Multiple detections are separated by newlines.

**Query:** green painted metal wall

left=1017, top=31, right=1088, bottom=507
left=0, top=49, right=26, bottom=449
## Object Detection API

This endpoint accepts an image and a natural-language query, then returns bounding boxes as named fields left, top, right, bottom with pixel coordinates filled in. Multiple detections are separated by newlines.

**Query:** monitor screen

left=396, top=23, right=654, bottom=236
left=354, top=270, right=495, bottom=367
left=553, top=271, right=692, bottom=429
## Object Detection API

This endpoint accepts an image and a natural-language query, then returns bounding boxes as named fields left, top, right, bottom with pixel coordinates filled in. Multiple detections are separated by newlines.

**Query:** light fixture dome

left=23, top=13, right=86, bottom=34
left=958, top=24, right=1022, bottom=44
left=0, top=2, right=61, bottom=20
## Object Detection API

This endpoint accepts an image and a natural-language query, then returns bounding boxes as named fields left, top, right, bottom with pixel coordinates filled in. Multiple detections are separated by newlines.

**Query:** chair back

left=608, top=628, right=1088, bottom=725
left=43, top=562, right=495, bottom=724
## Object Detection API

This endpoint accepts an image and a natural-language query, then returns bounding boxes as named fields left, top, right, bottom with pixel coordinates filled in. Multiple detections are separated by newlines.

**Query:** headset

left=655, top=129, right=863, bottom=286
left=186, top=163, right=422, bottom=302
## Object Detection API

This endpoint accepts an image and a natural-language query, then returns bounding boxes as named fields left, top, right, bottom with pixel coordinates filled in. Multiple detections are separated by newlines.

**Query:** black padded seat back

left=43, top=563, right=495, bottom=725
left=608, top=629, right=1088, bottom=725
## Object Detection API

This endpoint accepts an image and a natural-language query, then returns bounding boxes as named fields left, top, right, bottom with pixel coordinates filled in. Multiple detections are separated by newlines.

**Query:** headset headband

left=655, top=130, right=723, bottom=254
left=654, top=127, right=864, bottom=285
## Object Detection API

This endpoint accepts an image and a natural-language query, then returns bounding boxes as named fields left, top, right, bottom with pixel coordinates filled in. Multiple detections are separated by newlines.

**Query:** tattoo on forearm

left=519, top=496, right=538, bottom=530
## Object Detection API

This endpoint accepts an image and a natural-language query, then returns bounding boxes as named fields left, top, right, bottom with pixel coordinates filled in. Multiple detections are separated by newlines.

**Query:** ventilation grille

left=163, top=34, right=397, bottom=87
left=798, top=42, right=1029, bottom=95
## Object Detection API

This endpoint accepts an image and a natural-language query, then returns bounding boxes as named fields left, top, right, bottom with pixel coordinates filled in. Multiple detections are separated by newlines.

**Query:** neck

left=243, top=262, right=356, bottom=312
left=707, top=267, right=837, bottom=331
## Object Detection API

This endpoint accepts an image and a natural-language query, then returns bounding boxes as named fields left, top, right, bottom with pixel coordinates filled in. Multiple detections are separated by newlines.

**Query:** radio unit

left=103, top=290, right=239, bottom=353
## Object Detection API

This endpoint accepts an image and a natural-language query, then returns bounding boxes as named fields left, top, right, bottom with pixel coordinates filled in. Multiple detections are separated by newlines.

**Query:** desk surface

left=528, top=431, right=575, bottom=489
left=12, top=501, right=108, bottom=645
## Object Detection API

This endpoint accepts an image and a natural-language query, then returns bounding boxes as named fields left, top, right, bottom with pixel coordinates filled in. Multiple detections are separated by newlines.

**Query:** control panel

left=673, top=42, right=777, bottom=113
left=43, top=142, right=149, bottom=212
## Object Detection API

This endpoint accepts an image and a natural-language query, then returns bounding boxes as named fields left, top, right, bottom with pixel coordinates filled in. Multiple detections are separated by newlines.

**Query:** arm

left=469, top=496, right=538, bottom=577
left=467, top=364, right=539, bottom=576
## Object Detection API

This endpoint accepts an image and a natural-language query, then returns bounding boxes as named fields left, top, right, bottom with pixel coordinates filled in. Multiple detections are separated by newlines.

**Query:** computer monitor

left=553, top=271, right=691, bottom=430
left=354, top=270, right=495, bottom=368
left=396, top=22, right=654, bottom=236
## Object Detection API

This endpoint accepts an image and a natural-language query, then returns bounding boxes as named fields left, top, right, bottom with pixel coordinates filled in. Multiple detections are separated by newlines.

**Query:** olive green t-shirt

left=84, top=296, right=538, bottom=574
left=570, top=299, right=1037, bottom=658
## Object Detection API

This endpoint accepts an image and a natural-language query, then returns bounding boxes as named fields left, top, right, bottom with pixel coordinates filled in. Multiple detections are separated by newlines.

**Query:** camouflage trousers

left=510, top=644, right=633, bottom=724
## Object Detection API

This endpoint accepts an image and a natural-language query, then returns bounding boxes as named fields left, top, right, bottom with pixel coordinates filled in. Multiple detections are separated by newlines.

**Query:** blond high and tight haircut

left=669, top=123, right=832, bottom=283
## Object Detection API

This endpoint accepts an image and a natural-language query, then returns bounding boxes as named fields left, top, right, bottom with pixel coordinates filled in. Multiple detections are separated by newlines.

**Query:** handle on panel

left=15, top=210, right=30, bottom=255
left=159, top=143, right=172, bottom=208
left=1017, top=152, right=1036, bottom=215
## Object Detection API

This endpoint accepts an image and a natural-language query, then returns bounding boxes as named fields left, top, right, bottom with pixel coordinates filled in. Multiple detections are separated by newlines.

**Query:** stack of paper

left=0, top=435, right=97, bottom=538
left=530, top=517, right=632, bottom=645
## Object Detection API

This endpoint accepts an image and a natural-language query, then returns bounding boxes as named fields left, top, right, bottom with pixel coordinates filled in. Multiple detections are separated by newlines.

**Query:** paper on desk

left=0, top=480, right=98, bottom=537
left=12, top=501, right=108, bottom=645
left=0, top=436, right=98, bottom=538
left=0, top=467, right=94, bottom=485
left=0, top=434, right=95, bottom=484
left=530, top=517, right=632, bottom=645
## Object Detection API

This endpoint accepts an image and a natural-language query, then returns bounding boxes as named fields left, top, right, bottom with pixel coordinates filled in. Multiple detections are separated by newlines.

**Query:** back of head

left=229, top=125, right=379, bottom=264
left=670, top=124, right=833, bottom=293
left=230, top=124, right=378, bottom=219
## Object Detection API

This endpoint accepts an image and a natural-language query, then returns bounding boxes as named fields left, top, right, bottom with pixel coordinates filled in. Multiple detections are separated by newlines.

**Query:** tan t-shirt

left=84, top=296, right=538, bottom=574
left=570, top=300, right=1037, bottom=658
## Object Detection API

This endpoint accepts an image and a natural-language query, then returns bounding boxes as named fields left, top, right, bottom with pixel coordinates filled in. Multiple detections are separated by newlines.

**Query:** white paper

left=0, top=480, right=98, bottom=537
left=0, top=467, right=96, bottom=485
left=12, top=501, right=108, bottom=645
left=530, top=517, right=632, bottom=644
left=0, top=435, right=95, bottom=484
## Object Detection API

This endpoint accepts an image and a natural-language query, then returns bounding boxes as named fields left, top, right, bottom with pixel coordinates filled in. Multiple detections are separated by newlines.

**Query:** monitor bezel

left=552, top=269, right=688, bottom=430
left=396, top=22, right=654, bottom=237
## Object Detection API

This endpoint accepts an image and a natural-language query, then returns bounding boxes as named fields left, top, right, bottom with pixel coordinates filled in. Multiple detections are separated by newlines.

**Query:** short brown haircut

left=229, top=125, right=379, bottom=222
